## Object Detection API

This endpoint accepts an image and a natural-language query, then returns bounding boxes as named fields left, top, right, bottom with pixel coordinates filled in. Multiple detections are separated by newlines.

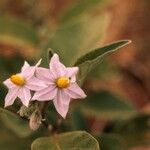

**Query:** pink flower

left=3, top=60, right=46, bottom=107
left=32, top=54, right=86, bottom=118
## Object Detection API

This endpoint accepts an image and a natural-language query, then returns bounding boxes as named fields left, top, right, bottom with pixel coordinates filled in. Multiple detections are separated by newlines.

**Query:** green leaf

left=88, top=60, right=117, bottom=79
left=0, top=125, right=32, bottom=150
left=79, top=91, right=136, bottom=120
left=112, top=114, right=150, bottom=147
left=60, top=0, right=108, bottom=23
left=75, top=40, right=131, bottom=66
left=75, top=40, right=131, bottom=84
left=0, top=16, right=39, bottom=56
left=70, top=108, right=90, bottom=131
left=31, top=131, right=100, bottom=150
left=0, top=108, right=33, bottom=137
left=43, top=13, right=108, bottom=66
left=97, top=134, right=126, bottom=150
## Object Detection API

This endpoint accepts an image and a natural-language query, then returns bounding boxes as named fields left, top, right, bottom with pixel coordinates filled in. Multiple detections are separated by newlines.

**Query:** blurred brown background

left=0, top=0, right=150, bottom=149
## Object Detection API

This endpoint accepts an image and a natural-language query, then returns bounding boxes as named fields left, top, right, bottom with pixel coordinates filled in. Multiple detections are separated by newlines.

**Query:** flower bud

left=18, top=104, right=36, bottom=118
left=29, top=110, right=42, bottom=130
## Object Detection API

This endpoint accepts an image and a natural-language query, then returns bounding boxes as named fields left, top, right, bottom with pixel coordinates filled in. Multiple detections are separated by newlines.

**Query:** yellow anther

left=56, top=77, right=70, bottom=88
left=10, top=75, right=26, bottom=86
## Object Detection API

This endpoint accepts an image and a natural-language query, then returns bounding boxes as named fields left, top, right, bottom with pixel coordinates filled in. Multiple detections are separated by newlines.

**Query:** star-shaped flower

left=3, top=60, right=46, bottom=107
left=32, top=53, right=86, bottom=118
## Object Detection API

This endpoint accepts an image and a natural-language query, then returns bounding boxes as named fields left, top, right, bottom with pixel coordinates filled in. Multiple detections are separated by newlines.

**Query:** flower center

left=10, top=75, right=26, bottom=86
left=56, top=77, right=70, bottom=88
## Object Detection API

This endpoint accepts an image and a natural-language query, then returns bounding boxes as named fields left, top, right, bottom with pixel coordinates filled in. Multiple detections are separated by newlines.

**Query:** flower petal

left=35, top=59, right=42, bottom=67
left=66, top=82, right=87, bottom=99
left=49, top=54, right=66, bottom=78
left=3, top=79, right=16, bottom=88
left=36, top=67, right=54, bottom=84
left=26, top=77, right=47, bottom=91
left=53, top=89, right=70, bottom=118
left=21, top=61, right=30, bottom=72
left=18, top=88, right=31, bottom=107
left=66, top=67, right=79, bottom=82
left=4, top=88, right=19, bottom=107
left=21, top=66, right=35, bottom=80
left=32, top=86, right=57, bottom=101
left=21, top=60, right=42, bottom=79
left=66, top=67, right=79, bottom=77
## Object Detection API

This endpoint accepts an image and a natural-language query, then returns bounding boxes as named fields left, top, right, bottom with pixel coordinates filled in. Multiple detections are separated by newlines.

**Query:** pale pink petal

left=66, top=67, right=79, bottom=82
left=66, top=82, right=87, bottom=99
left=35, top=59, right=42, bottom=67
left=21, top=66, right=35, bottom=79
left=18, top=88, right=31, bottom=107
left=21, top=60, right=42, bottom=79
left=53, top=89, right=70, bottom=118
left=21, top=61, right=30, bottom=72
left=3, top=79, right=16, bottom=88
left=4, top=88, right=19, bottom=107
left=66, top=67, right=78, bottom=77
left=36, top=67, right=54, bottom=83
left=32, top=86, right=57, bottom=101
left=49, top=54, right=66, bottom=78
left=25, top=77, right=47, bottom=91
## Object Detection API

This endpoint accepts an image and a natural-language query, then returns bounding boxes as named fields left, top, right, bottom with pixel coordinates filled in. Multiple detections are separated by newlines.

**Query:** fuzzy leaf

left=0, top=16, right=39, bottom=57
left=60, top=0, right=107, bottom=23
left=0, top=125, right=32, bottom=150
left=75, top=40, right=131, bottom=84
left=31, top=131, right=100, bottom=150
left=112, top=114, right=150, bottom=147
left=79, top=91, right=136, bottom=120
left=43, top=14, right=108, bottom=66
left=70, top=108, right=90, bottom=131
left=0, top=108, right=32, bottom=137
left=97, top=134, right=126, bottom=150
left=0, top=16, right=38, bottom=44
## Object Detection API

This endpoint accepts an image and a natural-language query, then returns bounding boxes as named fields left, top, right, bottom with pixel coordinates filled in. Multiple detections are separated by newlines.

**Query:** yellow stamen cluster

left=56, top=77, right=70, bottom=88
left=10, top=75, right=26, bottom=86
